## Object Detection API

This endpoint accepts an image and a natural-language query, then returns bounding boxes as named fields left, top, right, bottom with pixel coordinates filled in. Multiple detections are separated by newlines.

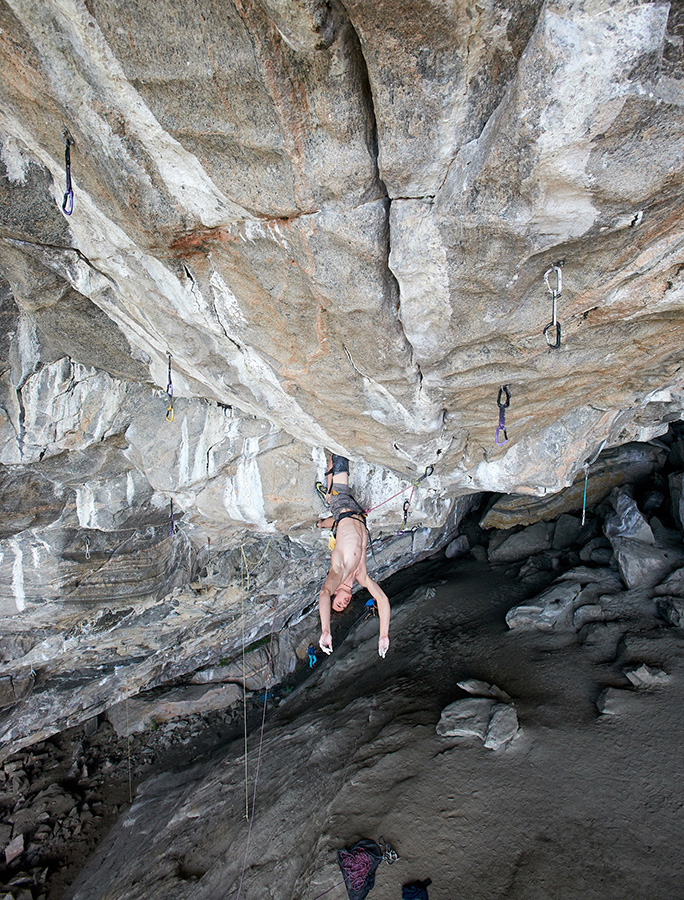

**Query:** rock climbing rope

left=165, top=353, right=174, bottom=423
left=364, top=465, right=434, bottom=517
left=495, top=385, right=510, bottom=445
left=581, top=439, right=607, bottom=526
left=543, top=264, right=563, bottom=349
left=234, top=600, right=280, bottom=900
left=61, top=130, right=74, bottom=216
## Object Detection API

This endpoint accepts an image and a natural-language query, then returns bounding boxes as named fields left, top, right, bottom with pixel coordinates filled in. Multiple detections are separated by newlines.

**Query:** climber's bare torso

left=317, top=456, right=390, bottom=657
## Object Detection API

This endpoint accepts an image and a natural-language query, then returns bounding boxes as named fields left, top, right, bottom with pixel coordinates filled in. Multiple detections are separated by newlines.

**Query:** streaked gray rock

left=106, top=683, right=242, bottom=737
left=484, top=704, right=519, bottom=751
left=437, top=696, right=519, bottom=751
left=488, top=522, right=552, bottom=564
left=506, top=582, right=583, bottom=632
left=624, top=664, right=670, bottom=690
left=457, top=679, right=511, bottom=703
left=445, top=535, right=470, bottom=559
left=436, top=697, right=495, bottom=741
left=656, top=597, right=684, bottom=628
left=596, top=687, right=637, bottom=716
left=610, top=539, right=684, bottom=590
left=604, top=490, right=655, bottom=545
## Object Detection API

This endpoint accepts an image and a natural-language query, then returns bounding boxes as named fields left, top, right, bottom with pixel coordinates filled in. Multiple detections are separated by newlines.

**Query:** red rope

left=339, top=848, right=374, bottom=891
left=364, top=479, right=418, bottom=515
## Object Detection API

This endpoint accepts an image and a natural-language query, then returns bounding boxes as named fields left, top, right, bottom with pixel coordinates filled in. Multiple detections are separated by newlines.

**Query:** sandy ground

left=64, top=554, right=684, bottom=900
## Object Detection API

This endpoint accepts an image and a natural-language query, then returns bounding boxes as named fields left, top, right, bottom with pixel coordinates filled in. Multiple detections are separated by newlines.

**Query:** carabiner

left=496, top=385, right=510, bottom=444
left=62, top=130, right=74, bottom=216
left=543, top=265, right=562, bottom=350
left=416, top=464, right=434, bottom=483
left=543, top=320, right=561, bottom=349
left=497, top=385, right=511, bottom=409
left=544, top=265, right=562, bottom=297
left=165, top=353, right=174, bottom=422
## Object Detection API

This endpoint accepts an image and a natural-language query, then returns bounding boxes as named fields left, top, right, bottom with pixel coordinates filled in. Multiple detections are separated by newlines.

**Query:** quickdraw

left=62, top=130, right=74, bottom=216
left=165, top=353, right=174, bottom=423
left=581, top=439, right=606, bottom=526
left=495, top=385, right=510, bottom=445
left=84, top=536, right=91, bottom=560
left=543, top=264, right=562, bottom=349
left=169, top=499, right=177, bottom=537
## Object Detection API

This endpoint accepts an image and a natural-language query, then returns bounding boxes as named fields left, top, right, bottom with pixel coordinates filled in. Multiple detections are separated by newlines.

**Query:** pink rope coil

left=338, top=848, right=374, bottom=891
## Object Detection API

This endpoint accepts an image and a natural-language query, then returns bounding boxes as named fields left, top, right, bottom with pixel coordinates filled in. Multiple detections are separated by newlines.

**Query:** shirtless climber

left=316, top=454, right=391, bottom=658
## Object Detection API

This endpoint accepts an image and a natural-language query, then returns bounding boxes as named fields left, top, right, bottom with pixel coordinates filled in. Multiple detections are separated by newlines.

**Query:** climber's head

left=331, top=582, right=353, bottom=612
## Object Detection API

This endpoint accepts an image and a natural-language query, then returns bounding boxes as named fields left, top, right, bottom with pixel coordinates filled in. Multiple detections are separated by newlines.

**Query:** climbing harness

left=169, top=499, right=177, bottom=537
left=581, top=439, right=607, bottom=526
left=165, top=353, right=174, bottom=422
left=495, top=385, right=510, bottom=445
left=62, top=130, right=74, bottom=216
left=543, top=264, right=563, bottom=349
left=307, top=643, right=317, bottom=668
left=84, top=536, right=91, bottom=560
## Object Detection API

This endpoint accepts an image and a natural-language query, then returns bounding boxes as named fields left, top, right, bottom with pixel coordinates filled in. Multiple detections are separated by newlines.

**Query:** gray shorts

left=329, top=484, right=365, bottom=523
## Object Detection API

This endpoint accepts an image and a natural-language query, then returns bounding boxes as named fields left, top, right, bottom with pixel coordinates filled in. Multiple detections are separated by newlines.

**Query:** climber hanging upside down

left=316, top=454, right=391, bottom=658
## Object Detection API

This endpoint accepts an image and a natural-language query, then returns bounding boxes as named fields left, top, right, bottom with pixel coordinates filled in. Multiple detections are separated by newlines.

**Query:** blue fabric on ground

left=402, top=879, right=431, bottom=899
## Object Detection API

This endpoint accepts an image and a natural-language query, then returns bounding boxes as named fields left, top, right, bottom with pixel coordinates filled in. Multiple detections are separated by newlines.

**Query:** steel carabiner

left=543, top=265, right=563, bottom=349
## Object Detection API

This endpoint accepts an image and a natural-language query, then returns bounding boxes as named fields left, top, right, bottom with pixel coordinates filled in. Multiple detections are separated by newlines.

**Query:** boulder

left=445, top=535, right=470, bottom=559
left=580, top=537, right=612, bottom=562
left=4, top=833, right=23, bottom=864
left=653, top=566, right=684, bottom=597
left=610, top=539, right=684, bottom=590
left=668, top=472, right=684, bottom=531
left=457, top=679, right=511, bottom=703
left=506, top=582, right=582, bottom=632
left=483, top=704, right=519, bottom=751
left=557, top=567, right=623, bottom=591
left=604, top=490, right=655, bottom=545
left=655, top=597, right=684, bottom=627
left=596, top=687, right=637, bottom=716
left=436, top=697, right=518, bottom=751
left=624, top=664, right=670, bottom=690
left=488, top=522, right=551, bottom=564
left=436, top=697, right=495, bottom=741
left=552, top=514, right=581, bottom=550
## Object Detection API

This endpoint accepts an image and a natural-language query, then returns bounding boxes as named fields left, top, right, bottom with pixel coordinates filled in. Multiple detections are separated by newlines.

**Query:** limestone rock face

left=0, top=0, right=683, bottom=755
